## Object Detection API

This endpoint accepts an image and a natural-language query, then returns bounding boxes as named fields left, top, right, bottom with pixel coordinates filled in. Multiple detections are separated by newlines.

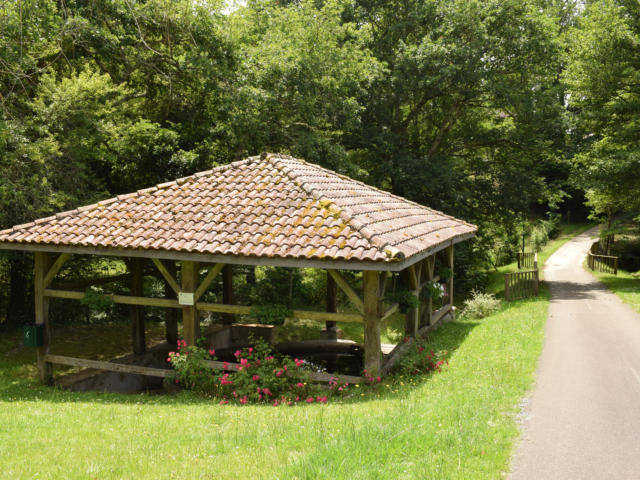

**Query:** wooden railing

left=505, top=253, right=539, bottom=301
left=44, top=354, right=364, bottom=384
left=587, top=242, right=618, bottom=275
left=517, top=252, right=536, bottom=270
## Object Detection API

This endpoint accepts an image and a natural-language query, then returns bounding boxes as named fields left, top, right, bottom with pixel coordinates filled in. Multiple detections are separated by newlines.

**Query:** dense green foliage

left=0, top=0, right=637, bottom=326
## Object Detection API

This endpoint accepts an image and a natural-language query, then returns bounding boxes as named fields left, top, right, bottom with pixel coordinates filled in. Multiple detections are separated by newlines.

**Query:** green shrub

left=420, top=281, right=444, bottom=301
left=385, top=289, right=419, bottom=313
left=530, top=225, right=549, bottom=253
left=249, top=304, right=292, bottom=325
left=462, top=290, right=501, bottom=319
left=168, top=338, right=351, bottom=405
left=396, top=340, right=449, bottom=376
left=79, top=287, right=114, bottom=311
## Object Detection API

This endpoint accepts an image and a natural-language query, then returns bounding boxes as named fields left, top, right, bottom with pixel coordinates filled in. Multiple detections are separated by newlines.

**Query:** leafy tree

left=565, top=0, right=640, bottom=222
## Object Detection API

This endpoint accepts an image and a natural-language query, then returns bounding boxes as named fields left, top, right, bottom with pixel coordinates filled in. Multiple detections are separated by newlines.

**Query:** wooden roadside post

left=34, top=252, right=53, bottom=384
left=363, top=270, right=382, bottom=376
left=181, top=261, right=200, bottom=345
left=164, top=260, right=178, bottom=345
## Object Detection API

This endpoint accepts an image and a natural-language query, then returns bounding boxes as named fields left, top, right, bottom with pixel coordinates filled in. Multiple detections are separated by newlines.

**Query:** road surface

left=510, top=228, right=640, bottom=479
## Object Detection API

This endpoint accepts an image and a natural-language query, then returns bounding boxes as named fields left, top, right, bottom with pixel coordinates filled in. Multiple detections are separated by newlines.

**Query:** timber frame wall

left=32, top=243, right=457, bottom=384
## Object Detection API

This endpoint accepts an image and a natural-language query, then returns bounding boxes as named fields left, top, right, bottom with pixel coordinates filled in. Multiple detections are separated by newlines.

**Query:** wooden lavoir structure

left=0, top=153, right=476, bottom=383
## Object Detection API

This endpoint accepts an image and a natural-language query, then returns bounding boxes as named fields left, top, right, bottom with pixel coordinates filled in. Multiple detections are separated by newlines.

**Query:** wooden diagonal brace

left=194, top=263, right=224, bottom=302
left=327, top=269, right=364, bottom=314
left=43, top=253, right=71, bottom=288
left=152, top=258, right=180, bottom=295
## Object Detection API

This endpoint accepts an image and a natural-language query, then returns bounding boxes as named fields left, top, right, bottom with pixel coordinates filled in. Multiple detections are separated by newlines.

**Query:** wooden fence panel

left=587, top=241, right=618, bottom=275
left=517, top=252, right=536, bottom=270
left=504, top=269, right=539, bottom=301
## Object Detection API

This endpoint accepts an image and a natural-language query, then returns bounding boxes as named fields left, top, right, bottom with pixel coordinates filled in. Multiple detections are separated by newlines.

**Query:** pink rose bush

left=168, top=337, right=351, bottom=406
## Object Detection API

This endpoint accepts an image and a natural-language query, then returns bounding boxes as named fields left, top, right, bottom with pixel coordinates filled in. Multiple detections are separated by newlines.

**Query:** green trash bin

left=24, top=324, right=44, bottom=347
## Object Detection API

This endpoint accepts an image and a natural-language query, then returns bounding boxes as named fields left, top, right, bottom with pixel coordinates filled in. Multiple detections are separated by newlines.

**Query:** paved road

left=510, top=228, right=640, bottom=479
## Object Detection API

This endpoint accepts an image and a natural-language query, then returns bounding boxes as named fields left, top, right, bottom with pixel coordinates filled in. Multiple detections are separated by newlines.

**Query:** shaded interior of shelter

left=57, top=339, right=370, bottom=394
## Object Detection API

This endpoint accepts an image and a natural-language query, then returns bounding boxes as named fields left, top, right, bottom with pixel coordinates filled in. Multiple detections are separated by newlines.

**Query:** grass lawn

left=591, top=269, right=640, bottom=314
left=0, top=225, right=593, bottom=479
left=0, top=295, right=547, bottom=480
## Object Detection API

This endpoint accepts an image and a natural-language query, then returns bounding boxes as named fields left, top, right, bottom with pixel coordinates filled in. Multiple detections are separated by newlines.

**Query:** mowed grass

left=0, top=291, right=548, bottom=479
left=591, top=269, right=640, bottom=314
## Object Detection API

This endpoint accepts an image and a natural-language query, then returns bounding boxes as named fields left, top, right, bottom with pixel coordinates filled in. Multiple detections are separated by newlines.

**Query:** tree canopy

left=0, top=0, right=637, bottom=326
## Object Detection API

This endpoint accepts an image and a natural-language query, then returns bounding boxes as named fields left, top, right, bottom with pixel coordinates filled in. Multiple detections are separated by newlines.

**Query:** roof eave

left=0, top=231, right=475, bottom=272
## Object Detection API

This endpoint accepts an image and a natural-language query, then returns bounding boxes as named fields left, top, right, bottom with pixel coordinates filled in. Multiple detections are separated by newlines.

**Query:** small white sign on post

left=178, top=292, right=194, bottom=306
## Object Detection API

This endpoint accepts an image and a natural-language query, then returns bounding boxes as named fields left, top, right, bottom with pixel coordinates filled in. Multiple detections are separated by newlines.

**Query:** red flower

left=234, top=350, right=242, bottom=358
left=239, top=396, right=248, bottom=405
left=209, top=349, right=215, bottom=356
left=306, top=397, right=314, bottom=403
left=252, top=375, right=260, bottom=381
left=296, top=382, right=304, bottom=388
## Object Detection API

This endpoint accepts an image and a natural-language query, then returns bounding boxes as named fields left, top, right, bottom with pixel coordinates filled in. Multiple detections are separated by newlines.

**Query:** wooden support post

left=222, top=265, right=234, bottom=325
left=182, top=261, right=200, bottom=345
left=447, top=244, right=455, bottom=321
left=325, top=271, right=338, bottom=340
left=164, top=260, right=178, bottom=345
left=404, top=264, right=420, bottom=338
left=363, top=270, right=382, bottom=376
left=425, top=256, right=434, bottom=326
left=35, top=252, right=53, bottom=384
left=129, top=258, right=145, bottom=354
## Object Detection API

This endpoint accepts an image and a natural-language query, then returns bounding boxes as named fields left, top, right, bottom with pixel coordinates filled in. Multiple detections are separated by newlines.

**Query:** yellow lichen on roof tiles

left=0, top=153, right=476, bottom=263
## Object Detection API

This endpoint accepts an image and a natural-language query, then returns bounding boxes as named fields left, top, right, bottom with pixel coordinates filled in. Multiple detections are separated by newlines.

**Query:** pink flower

left=239, top=396, right=248, bottom=405
left=252, top=375, right=260, bottom=381
left=276, top=370, right=283, bottom=377
left=376, top=376, right=381, bottom=383
left=219, top=400, right=228, bottom=405
left=248, top=347, right=253, bottom=353
left=265, top=356, right=274, bottom=361
left=262, top=388, right=272, bottom=397
left=166, top=357, right=172, bottom=362
left=296, top=382, right=304, bottom=388
left=317, top=396, right=328, bottom=404
left=209, top=349, right=215, bottom=356
left=223, top=362, right=229, bottom=370
left=295, top=396, right=300, bottom=401
left=306, top=397, right=314, bottom=403
left=273, top=400, right=279, bottom=407
left=234, top=350, right=242, bottom=358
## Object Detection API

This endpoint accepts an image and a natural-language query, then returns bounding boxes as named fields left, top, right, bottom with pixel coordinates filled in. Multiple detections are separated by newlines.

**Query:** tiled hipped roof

left=0, top=154, right=476, bottom=265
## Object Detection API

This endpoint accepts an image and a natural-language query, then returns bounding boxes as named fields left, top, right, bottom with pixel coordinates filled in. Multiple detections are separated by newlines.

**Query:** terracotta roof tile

left=0, top=153, right=476, bottom=264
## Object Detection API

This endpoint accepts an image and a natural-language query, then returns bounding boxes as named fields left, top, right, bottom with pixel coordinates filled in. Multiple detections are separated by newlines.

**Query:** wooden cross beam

left=327, top=269, right=364, bottom=314
left=152, top=258, right=180, bottom=295
left=194, top=263, right=224, bottom=302
left=43, top=253, right=70, bottom=288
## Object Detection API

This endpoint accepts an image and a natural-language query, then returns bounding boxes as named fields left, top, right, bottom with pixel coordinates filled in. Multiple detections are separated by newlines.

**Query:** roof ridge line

left=267, top=153, right=404, bottom=260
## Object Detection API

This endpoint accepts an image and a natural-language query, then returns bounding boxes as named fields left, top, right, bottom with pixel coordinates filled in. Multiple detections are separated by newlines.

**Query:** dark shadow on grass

left=0, top=320, right=478, bottom=407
